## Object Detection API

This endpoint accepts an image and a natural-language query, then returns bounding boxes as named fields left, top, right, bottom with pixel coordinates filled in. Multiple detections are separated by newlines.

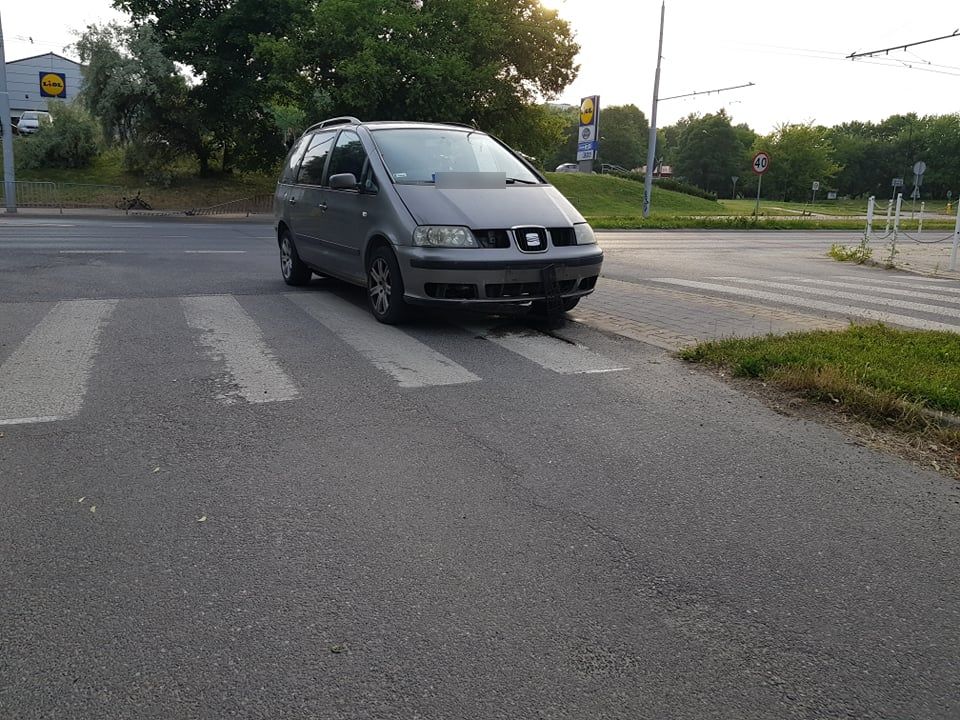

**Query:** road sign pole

left=0, top=10, right=18, bottom=214
left=754, top=174, right=762, bottom=217
left=643, top=1, right=665, bottom=219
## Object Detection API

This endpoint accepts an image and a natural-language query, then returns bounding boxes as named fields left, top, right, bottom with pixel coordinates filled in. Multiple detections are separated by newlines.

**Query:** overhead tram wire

left=846, top=29, right=960, bottom=60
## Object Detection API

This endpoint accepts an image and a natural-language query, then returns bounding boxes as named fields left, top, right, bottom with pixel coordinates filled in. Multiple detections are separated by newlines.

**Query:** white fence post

left=865, top=195, right=875, bottom=241
left=884, top=198, right=893, bottom=234
left=951, top=200, right=960, bottom=272
left=918, top=201, right=924, bottom=235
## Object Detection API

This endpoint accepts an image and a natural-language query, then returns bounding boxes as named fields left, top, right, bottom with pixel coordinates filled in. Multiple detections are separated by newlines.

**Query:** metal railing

left=186, top=194, right=273, bottom=217
left=0, top=180, right=125, bottom=211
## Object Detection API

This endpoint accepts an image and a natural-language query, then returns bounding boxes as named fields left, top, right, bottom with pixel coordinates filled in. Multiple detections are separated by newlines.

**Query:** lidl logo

left=580, top=97, right=595, bottom=126
left=39, top=72, right=66, bottom=98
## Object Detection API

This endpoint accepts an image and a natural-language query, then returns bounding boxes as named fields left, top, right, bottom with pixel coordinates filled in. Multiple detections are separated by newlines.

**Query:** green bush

left=16, top=103, right=99, bottom=170
left=607, top=170, right=718, bottom=201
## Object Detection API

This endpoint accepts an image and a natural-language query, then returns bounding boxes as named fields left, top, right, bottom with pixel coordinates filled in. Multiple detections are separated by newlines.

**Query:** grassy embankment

left=680, top=325, right=960, bottom=461
left=545, top=173, right=956, bottom=231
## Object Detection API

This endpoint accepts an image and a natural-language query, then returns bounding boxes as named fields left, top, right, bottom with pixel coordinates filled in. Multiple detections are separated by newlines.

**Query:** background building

left=5, top=52, right=84, bottom=123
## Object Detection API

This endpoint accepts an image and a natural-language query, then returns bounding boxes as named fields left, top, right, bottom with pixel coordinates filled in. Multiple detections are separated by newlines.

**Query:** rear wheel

left=280, top=230, right=312, bottom=286
left=367, top=245, right=407, bottom=324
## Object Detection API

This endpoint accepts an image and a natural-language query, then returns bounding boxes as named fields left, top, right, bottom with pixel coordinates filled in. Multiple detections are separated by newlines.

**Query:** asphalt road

left=2, top=218, right=959, bottom=719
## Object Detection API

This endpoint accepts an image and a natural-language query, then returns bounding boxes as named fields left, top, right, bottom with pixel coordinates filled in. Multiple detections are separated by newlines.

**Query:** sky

left=3, top=0, right=959, bottom=134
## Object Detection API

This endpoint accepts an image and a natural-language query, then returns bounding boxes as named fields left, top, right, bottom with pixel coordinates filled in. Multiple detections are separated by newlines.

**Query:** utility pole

left=642, top=1, right=665, bottom=219
left=0, top=10, right=16, bottom=214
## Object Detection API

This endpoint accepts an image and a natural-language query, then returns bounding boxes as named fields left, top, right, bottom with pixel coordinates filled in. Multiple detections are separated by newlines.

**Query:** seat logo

left=525, top=232, right=541, bottom=247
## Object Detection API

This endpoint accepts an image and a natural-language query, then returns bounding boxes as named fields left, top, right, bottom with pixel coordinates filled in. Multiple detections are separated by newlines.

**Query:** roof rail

left=440, top=121, right=478, bottom=130
left=304, top=116, right=362, bottom=133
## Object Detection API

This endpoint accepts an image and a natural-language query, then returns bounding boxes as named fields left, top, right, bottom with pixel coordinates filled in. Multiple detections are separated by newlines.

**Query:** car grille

left=514, top=227, right=548, bottom=252
left=473, top=229, right=510, bottom=248
left=486, top=279, right=578, bottom=299
left=548, top=228, right=576, bottom=246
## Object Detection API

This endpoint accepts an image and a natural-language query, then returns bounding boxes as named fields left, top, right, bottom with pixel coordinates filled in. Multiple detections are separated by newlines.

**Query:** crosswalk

left=0, top=292, right=625, bottom=426
left=650, top=274, right=960, bottom=333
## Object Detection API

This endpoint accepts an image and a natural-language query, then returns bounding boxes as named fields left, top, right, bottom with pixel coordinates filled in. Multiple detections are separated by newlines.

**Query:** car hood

left=394, top=184, right=586, bottom=228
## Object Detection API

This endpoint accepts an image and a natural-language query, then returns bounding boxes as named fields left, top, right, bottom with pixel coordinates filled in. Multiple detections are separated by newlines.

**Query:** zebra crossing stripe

left=772, top=277, right=960, bottom=305
left=651, top=279, right=960, bottom=332
left=464, top=323, right=626, bottom=375
left=832, top=275, right=960, bottom=295
left=181, top=295, right=299, bottom=404
left=708, top=277, right=960, bottom=319
left=0, top=300, right=117, bottom=425
left=286, top=293, right=480, bottom=388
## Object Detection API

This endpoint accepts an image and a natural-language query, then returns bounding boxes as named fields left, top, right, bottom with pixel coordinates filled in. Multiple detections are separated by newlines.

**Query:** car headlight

left=413, top=226, right=478, bottom=248
left=574, top=223, right=597, bottom=245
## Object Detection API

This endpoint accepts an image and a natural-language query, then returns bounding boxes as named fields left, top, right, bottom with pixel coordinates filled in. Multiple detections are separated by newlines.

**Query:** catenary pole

left=0, top=10, right=16, bottom=213
left=643, top=1, right=664, bottom=219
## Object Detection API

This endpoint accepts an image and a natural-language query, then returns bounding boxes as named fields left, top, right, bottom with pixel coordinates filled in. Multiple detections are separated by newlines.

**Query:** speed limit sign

left=752, top=151, right=770, bottom=175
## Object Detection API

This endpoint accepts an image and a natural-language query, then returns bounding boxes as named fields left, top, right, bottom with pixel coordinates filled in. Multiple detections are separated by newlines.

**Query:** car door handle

left=287, top=197, right=297, bottom=205
left=318, top=202, right=328, bottom=211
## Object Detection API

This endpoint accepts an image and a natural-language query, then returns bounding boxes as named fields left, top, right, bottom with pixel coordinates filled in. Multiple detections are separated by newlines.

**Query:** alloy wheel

left=369, top=257, right=391, bottom=316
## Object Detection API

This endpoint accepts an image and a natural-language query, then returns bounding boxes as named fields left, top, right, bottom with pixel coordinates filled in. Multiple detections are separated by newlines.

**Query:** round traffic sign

left=752, top=152, right=770, bottom=175
left=913, top=160, right=927, bottom=175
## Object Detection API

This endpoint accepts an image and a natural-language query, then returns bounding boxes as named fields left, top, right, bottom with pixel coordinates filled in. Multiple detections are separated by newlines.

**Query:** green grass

left=680, top=325, right=960, bottom=447
left=6, top=146, right=277, bottom=210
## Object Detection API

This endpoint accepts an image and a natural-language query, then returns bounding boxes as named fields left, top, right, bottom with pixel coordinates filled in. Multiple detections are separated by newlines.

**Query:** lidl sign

left=39, top=72, right=66, bottom=98
left=577, top=95, right=600, bottom=161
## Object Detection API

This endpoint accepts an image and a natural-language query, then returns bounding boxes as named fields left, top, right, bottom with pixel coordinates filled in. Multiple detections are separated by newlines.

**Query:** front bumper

left=396, top=246, right=604, bottom=304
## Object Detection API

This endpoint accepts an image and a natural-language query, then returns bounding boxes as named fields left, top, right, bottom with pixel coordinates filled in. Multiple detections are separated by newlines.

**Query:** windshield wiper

left=505, top=177, right=538, bottom=185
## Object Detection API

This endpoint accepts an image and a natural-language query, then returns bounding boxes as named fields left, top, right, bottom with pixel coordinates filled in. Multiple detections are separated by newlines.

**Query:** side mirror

left=329, top=173, right=359, bottom=190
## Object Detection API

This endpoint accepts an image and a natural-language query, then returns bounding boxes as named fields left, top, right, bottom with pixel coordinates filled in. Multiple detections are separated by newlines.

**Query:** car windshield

left=371, top=128, right=541, bottom=185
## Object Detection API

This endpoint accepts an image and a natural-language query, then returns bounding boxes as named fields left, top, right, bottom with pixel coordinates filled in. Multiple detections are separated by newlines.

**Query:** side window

left=360, top=161, right=379, bottom=194
left=280, top=133, right=313, bottom=184
left=297, top=131, right=336, bottom=185
left=327, top=131, right=368, bottom=187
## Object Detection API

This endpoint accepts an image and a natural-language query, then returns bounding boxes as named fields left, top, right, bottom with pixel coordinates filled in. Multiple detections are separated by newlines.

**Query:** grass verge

left=679, top=325, right=960, bottom=461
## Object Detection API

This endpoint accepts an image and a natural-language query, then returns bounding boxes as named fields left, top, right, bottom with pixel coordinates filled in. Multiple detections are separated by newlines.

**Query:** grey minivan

left=274, top=117, right=603, bottom=323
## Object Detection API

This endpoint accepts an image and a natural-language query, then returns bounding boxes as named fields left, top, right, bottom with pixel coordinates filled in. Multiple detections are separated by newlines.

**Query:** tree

left=252, top=0, right=579, bottom=159
left=74, top=23, right=210, bottom=174
left=114, top=0, right=308, bottom=171
left=596, top=105, right=648, bottom=170
left=673, top=110, right=750, bottom=196
left=751, top=123, right=841, bottom=202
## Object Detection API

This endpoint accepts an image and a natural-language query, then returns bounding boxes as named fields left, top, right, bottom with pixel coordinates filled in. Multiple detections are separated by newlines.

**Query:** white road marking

left=835, top=274, right=955, bottom=284
left=0, top=299, right=117, bottom=425
left=183, top=250, right=247, bottom=254
left=181, top=295, right=299, bottom=403
left=465, top=323, right=626, bottom=375
left=708, top=277, right=960, bottom=319
left=650, top=278, right=960, bottom=332
left=286, top=293, right=480, bottom=388
left=833, top=275, right=960, bottom=295
left=59, top=250, right=127, bottom=254
left=771, top=277, right=960, bottom=305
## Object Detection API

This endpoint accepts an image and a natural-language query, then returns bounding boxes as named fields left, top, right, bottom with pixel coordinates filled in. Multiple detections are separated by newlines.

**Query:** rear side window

left=279, top=133, right=312, bottom=184
left=297, top=131, right=336, bottom=185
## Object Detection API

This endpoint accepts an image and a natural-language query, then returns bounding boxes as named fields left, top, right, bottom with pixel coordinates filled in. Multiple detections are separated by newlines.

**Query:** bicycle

left=115, top=191, right=153, bottom=211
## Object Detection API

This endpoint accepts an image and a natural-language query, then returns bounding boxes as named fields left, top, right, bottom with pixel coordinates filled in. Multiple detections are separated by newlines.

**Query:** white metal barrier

left=863, top=193, right=960, bottom=271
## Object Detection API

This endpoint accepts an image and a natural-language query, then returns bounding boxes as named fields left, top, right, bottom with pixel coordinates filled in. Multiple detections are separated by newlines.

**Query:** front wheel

left=280, top=231, right=312, bottom=286
left=367, top=245, right=407, bottom=324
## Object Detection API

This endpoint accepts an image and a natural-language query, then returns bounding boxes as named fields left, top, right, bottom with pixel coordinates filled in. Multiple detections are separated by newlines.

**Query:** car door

left=276, top=132, right=313, bottom=242
left=291, top=130, right=337, bottom=268
left=319, top=130, right=378, bottom=281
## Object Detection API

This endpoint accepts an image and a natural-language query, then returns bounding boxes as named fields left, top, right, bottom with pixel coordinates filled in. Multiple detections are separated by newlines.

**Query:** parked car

left=555, top=162, right=579, bottom=172
left=274, top=118, right=603, bottom=324
left=16, top=111, right=52, bottom=135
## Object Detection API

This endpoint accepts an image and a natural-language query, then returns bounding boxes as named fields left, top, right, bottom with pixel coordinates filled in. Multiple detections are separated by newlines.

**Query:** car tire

left=561, top=297, right=581, bottom=312
left=367, top=244, right=407, bottom=324
left=280, top=230, right=312, bottom=286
